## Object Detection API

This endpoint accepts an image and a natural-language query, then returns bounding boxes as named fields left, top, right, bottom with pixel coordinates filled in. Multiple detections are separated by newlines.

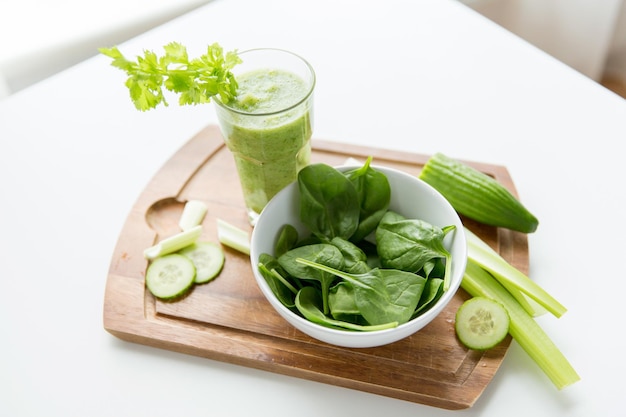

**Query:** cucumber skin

left=419, top=153, right=539, bottom=233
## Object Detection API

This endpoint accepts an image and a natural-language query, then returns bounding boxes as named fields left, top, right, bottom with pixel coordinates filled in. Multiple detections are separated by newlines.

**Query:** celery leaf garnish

left=99, top=42, right=241, bottom=111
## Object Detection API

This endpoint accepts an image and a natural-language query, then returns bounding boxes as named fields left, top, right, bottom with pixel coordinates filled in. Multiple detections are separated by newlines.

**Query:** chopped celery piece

left=179, top=200, right=208, bottom=231
left=217, top=219, right=250, bottom=255
left=465, top=227, right=567, bottom=318
left=462, top=260, right=580, bottom=390
left=143, top=225, right=202, bottom=260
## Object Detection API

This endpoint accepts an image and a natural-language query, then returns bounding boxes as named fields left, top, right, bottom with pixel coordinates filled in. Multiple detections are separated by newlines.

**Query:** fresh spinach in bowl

left=257, top=158, right=456, bottom=331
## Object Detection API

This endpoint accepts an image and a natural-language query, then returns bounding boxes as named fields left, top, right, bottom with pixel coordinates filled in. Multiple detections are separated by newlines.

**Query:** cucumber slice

left=455, top=297, right=510, bottom=350
left=145, top=254, right=196, bottom=300
left=178, top=242, right=225, bottom=284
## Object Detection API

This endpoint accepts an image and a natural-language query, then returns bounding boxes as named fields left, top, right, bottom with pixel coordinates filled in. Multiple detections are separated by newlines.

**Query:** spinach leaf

left=296, top=286, right=399, bottom=332
left=274, top=224, right=299, bottom=258
left=422, top=257, right=446, bottom=279
left=330, top=236, right=370, bottom=274
left=376, top=210, right=455, bottom=290
left=356, top=239, right=382, bottom=269
left=298, top=163, right=360, bottom=240
left=296, top=257, right=426, bottom=326
left=412, top=277, right=445, bottom=318
left=344, top=156, right=391, bottom=242
left=258, top=253, right=298, bottom=309
left=278, top=244, right=344, bottom=315
left=328, top=281, right=368, bottom=324
left=376, top=211, right=449, bottom=272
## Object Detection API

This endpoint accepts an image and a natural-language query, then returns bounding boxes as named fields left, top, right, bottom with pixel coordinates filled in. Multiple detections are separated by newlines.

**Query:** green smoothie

left=216, top=67, right=314, bottom=221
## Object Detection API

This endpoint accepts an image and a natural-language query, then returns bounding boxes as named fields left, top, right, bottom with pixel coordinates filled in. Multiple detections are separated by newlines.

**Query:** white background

left=1, top=0, right=625, bottom=416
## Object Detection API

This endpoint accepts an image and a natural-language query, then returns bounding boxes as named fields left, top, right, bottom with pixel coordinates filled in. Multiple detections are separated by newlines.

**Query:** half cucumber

left=146, top=254, right=196, bottom=300
left=179, top=242, right=225, bottom=284
left=455, top=297, right=510, bottom=350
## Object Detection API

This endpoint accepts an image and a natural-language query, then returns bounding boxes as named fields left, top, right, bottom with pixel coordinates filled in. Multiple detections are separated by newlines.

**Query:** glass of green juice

left=214, top=48, right=315, bottom=226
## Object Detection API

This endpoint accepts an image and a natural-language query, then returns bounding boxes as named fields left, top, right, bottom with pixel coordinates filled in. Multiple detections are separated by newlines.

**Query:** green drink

left=215, top=49, right=315, bottom=225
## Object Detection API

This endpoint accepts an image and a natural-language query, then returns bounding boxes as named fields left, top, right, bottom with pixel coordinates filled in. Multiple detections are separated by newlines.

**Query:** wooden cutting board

left=103, top=125, right=528, bottom=410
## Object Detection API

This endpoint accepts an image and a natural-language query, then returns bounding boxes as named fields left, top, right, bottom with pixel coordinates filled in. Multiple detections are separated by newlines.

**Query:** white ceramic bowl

left=250, top=165, right=467, bottom=348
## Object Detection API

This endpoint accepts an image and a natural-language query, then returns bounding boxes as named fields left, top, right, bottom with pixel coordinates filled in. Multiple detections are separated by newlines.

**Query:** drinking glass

left=214, top=48, right=315, bottom=225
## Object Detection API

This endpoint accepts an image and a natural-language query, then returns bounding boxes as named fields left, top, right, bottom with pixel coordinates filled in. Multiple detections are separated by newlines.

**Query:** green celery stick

left=144, top=225, right=202, bottom=260
left=462, top=260, right=580, bottom=390
left=465, top=227, right=566, bottom=318
left=216, top=219, right=250, bottom=255
left=179, top=200, right=208, bottom=231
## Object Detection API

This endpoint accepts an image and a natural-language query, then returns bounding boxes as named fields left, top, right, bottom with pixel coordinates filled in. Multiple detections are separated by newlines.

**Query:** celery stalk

left=216, top=219, right=250, bottom=255
left=462, top=261, right=580, bottom=390
left=465, top=227, right=567, bottom=318
left=507, top=286, right=548, bottom=317
left=179, top=200, right=208, bottom=231
left=143, top=225, right=203, bottom=260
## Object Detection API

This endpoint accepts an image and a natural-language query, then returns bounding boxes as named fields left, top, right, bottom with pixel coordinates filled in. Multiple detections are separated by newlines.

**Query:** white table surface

left=0, top=0, right=211, bottom=94
left=1, top=0, right=625, bottom=415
